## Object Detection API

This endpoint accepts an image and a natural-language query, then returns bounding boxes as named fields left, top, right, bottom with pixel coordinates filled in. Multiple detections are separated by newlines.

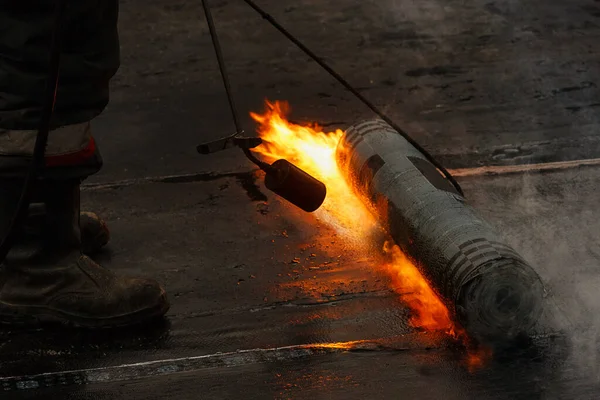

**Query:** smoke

left=464, top=168, right=600, bottom=384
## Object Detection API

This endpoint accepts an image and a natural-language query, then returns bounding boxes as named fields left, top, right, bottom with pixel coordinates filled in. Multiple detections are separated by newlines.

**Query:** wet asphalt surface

left=2, top=0, right=600, bottom=398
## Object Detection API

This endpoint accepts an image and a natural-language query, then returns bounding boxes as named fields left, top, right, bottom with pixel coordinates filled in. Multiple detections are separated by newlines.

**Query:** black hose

left=201, top=0, right=272, bottom=172
left=0, top=0, right=66, bottom=264
left=241, top=0, right=464, bottom=196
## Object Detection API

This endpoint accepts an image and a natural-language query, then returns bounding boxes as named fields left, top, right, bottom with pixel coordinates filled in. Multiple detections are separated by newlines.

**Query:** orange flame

left=250, top=101, right=378, bottom=244
left=465, top=346, right=493, bottom=372
left=251, top=100, right=489, bottom=366
left=251, top=100, right=451, bottom=330
left=382, top=242, right=454, bottom=332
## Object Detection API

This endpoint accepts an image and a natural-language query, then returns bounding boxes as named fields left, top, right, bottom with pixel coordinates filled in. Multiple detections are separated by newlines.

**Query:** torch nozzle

left=264, top=159, right=327, bottom=213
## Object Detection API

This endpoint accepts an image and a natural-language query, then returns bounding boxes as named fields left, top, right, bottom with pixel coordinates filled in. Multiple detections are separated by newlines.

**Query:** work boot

left=0, top=180, right=169, bottom=328
left=23, top=204, right=110, bottom=255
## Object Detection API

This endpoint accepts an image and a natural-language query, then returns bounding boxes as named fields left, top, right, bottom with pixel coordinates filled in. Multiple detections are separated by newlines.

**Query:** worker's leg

left=0, top=2, right=170, bottom=327
left=21, top=175, right=111, bottom=256
left=0, top=179, right=169, bottom=327
left=0, top=1, right=115, bottom=254
left=22, top=204, right=110, bottom=256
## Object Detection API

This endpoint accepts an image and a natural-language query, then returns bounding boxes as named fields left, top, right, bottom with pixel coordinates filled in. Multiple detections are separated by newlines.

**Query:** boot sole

left=0, top=289, right=170, bottom=329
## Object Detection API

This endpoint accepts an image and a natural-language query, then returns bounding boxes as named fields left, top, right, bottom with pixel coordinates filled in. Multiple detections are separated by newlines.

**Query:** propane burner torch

left=196, top=0, right=327, bottom=213
left=196, top=0, right=461, bottom=214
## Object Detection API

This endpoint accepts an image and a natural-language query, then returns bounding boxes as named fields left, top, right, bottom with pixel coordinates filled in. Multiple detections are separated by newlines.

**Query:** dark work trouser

left=0, top=1, right=120, bottom=180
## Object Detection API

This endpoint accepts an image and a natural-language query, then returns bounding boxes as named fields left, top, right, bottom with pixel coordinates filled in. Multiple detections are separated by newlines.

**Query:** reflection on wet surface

left=0, top=332, right=567, bottom=393
left=2, top=136, right=600, bottom=399
left=2, top=170, right=600, bottom=399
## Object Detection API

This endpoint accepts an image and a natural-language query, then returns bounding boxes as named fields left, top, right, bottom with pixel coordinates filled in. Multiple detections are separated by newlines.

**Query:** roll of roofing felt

left=336, top=119, right=544, bottom=343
